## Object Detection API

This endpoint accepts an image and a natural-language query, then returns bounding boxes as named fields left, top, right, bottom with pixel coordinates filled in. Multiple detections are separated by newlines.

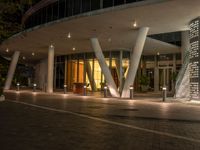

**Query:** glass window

left=114, top=0, right=124, bottom=6
left=73, top=0, right=81, bottom=15
left=91, top=0, right=100, bottom=11
left=82, top=0, right=91, bottom=13
left=59, top=0, right=65, bottom=18
left=47, top=5, right=53, bottom=22
left=103, top=0, right=113, bottom=8
left=52, top=2, right=58, bottom=20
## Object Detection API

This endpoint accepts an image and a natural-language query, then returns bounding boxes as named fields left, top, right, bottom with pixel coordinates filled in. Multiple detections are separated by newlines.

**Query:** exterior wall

left=34, top=59, right=48, bottom=90
left=189, top=18, right=200, bottom=100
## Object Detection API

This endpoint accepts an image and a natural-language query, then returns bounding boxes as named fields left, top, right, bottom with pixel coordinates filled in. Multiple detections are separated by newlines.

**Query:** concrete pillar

left=154, top=55, right=159, bottom=92
left=47, top=45, right=54, bottom=93
left=121, top=27, right=149, bottom=98
left=119, top=50, right=123, bottom=93
left=181, top=31, right=190, bottom=63
left=90, top=38, right=120, bottom=97
left=85, top=61, right=97, bottom=91
left=4, top=51, right=20, bottom=90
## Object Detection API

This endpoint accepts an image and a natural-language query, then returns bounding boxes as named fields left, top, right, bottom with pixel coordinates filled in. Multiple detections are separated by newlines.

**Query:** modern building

left=0, top=0, right=199, bottom=99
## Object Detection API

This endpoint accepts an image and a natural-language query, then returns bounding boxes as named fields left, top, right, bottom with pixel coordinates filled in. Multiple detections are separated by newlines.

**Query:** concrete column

left=119, top=50, right=123, bottom=93
left=47, top=45, right=54, bottom=93
left=121, top=27, right=149, bottom=98
left=90, top=38, right=120, bottom=97
left=85, top=61, right=97, bottom=91
left=154, top=55, right=159, bottom=92
left=181, top=31, right=190, bottom=63
left=4, top=51, right=20, bottom=90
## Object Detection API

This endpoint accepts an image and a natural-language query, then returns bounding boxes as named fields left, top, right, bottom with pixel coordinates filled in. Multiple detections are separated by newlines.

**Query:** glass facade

left=54, top=51, right=182, bottom=93
left=24, top=0, right=145, bottom=29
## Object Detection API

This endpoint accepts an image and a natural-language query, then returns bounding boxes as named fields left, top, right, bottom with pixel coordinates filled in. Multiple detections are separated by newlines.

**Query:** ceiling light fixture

left=22, top=56, right=26, bottom=60
left=6, top=48, right=9, bottom=52
left=72, top=47, right=76, bottom=51
left=32, top=52, right=35, bottom=56
left=133, top=20, right=137, bottom=28
left=67, top=32, right=71, bottom=38
left=157, top=52, right=160, bottom=56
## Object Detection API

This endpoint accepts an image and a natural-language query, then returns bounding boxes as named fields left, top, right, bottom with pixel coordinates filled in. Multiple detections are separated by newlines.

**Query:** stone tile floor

left=0, top=90, right=200, bottom=150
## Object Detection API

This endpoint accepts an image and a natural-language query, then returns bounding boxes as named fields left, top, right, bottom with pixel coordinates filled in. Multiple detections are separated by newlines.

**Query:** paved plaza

left=0, top=90, right=200, bottom=150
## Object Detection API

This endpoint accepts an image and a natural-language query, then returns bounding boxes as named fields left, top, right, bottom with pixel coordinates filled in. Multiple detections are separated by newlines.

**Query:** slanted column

left=4, top=51, right=20, bottom=90
left=47, top=45, right=54, bottom=93
left=85, top=61, right=97, bottom=91
left=90, top=38, right=120, bottom=97
left=121, top=27, right=149, bottom=98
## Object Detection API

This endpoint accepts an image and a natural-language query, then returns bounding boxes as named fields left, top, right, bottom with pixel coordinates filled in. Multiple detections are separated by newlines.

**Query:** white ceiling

left=1, top=0, right=199, bottom=62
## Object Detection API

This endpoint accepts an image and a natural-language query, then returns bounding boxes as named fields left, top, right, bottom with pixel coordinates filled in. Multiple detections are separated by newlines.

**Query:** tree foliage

left=0, top=0, right=41, bottom=43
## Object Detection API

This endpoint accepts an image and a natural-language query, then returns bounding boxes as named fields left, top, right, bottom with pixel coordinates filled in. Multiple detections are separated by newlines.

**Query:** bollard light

left=104, top=86, right=108, bottom=98
left=162, top=86, right=167, bottom=102
left=129, top=86, right=134, bottom=99
left=83, top=85, right=87, bottom=96
left=64, top=84, right=67, bottom=94
left=33, top=83, right=37, bottom=92
left=16, top=83, right=20, bottom=91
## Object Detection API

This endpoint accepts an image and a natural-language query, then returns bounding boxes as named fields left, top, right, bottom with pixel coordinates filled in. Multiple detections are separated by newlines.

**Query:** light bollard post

left=64, top=85, right=67, bottom=94
left=104, top=86, right=108, bottom=98
left=33, top=83, right=37, bottom=92
left=83, top=85, right=87, bottom=96
left=17, top=83, right=20, bottom=91
left=162, top=86, right=167, bottom=102
left=129, top=85, right=134, bottom=99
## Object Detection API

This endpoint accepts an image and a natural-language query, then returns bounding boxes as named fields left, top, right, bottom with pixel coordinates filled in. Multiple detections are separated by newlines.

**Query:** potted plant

left=139, top=75, right=150, bottom=92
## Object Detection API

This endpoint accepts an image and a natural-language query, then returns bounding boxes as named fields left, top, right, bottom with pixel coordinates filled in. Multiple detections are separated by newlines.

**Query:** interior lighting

left=67, top=32, right=71, bottom=38
left=157, top=52, right=160, bottom=56
left=6, top=48, right=9, bottom=52
left=72, top=47, right=76, bottom=51
left=32, top=52, right=35, bottom=56
left=22, top=56, right=26, bottom=60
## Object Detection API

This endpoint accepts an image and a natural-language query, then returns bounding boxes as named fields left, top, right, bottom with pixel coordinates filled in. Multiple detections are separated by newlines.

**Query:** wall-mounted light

left=32, top=52, right=35, bottom=56
left=72, top=47, right=76, bottom=51
left=6, top=48, right=9, bottom=53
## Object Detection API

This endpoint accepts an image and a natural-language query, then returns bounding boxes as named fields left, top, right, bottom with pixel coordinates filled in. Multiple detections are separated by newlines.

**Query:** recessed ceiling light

left=72, top=47, right=76, bottom=51
left=6, top=48, right=9, bottom=52
left=67, top=32, right=71, bottom=38
left=32, top=52, right=35, bottom=56
left=133, top=20, right=137, bottom=28
left=50, top=44, right=54, bottom=48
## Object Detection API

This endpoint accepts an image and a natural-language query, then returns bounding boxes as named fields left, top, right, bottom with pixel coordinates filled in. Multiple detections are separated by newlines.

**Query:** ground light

left=162, top=86, right=167, bottom=101
left=104, top=86, right=108, bottom=98
left=16, top=83, right=20, bottom=91
left=33, top=83, right=37, bottom=92
left=83, top=85, right=87, bottom=96
left=129, top=85, right=134, bottom=99
left=64, top=84, right=67, bottom=94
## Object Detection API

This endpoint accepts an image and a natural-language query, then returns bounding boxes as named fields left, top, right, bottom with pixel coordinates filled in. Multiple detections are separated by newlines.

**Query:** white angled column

left=4, top=51, right=20, bottom=90
left=47, top=45, right=55, bottom=93
left=90, top=38, right=120, bottom=97
left=121, top=27, right=149, bottom=98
